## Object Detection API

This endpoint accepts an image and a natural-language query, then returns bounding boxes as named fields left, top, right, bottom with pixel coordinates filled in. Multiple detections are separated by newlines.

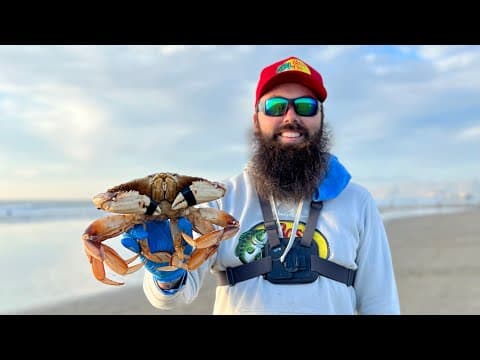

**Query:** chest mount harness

left=215, top=195, right=357, bottom=287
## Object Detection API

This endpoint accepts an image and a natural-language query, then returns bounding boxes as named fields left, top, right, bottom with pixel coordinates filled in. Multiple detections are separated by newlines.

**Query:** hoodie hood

left=312, top=154, right=351, bottom=201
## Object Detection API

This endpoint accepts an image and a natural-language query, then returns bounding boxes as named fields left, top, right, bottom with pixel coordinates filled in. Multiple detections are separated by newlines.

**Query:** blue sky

left=1, top=45, right=479, bottom=201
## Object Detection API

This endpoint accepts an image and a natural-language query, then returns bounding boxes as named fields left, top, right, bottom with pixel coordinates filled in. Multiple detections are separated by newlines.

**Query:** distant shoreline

left=379, top=202, right=479, bottom=213
left=1, top=199, right=477, bottom=225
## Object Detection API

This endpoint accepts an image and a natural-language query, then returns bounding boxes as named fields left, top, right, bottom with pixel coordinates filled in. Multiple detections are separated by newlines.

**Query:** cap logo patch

left=276, top=58, right=311, bottom=75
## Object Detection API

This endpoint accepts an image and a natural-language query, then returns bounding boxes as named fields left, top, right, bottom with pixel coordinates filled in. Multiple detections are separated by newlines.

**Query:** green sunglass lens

left=294, top=98, right=318, bottom=116
left=265, top=98, right=288, bottom=116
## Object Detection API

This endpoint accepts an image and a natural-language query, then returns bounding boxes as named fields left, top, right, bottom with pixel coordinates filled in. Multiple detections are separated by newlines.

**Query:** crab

left=82, top=172, right=240, bottom=285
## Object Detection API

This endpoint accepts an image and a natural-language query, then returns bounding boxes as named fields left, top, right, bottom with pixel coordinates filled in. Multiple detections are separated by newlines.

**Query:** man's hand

left=121, top=218, right=193, bottom=284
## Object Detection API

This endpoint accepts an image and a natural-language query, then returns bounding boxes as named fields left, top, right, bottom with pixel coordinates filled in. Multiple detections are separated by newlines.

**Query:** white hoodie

left=143, top=155, right=400, bottom=315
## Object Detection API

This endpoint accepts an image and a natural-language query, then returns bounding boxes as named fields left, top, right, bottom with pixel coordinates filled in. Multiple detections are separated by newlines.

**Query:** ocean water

left=0, top=201, right=145, bottom=314
left=0, top=200, right=474, bottom=314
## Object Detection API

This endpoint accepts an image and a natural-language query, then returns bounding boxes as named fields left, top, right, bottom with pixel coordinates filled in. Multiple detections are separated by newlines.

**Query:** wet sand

left=20, top=207, right=480, bottom=315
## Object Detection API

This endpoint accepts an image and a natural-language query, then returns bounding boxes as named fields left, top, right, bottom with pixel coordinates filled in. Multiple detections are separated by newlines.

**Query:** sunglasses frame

left=257, top=96, right=321, bottom=117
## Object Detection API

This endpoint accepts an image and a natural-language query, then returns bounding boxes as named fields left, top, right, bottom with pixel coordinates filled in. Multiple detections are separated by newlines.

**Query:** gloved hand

left=121, top=217, right=193, bottom=284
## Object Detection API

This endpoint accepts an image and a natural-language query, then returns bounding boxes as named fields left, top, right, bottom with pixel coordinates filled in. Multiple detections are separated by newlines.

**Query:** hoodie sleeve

left=354, top=193, right=401, bottom=314
left=142, top=253, right=215, bottom=310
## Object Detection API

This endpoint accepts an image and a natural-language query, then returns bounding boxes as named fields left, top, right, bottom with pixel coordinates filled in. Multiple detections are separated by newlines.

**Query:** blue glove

left=121, top=217, right=193, bottom=284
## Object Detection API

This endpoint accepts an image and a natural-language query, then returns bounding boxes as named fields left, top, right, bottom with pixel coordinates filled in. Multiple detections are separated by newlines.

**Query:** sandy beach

left=19, top=207, right=480, bottom=315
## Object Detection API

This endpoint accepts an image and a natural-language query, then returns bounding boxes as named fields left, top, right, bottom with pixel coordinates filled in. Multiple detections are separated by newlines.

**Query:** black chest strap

left=215, top=253, right=356, bottom=286
left=301, top=200, right=322, bottom=247
left=215, top=195, right=356, bottom=287
left=310, top=256, right=356, bottom=286
left=258, top=194, right=280, bottom=248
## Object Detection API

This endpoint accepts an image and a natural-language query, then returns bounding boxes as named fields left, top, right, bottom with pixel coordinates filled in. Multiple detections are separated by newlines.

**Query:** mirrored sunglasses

left=257, top=96, right=319, bottom=117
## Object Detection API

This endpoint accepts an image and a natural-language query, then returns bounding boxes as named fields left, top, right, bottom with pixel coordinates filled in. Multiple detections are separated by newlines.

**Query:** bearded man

left=123, top=56, right=401, bottom=315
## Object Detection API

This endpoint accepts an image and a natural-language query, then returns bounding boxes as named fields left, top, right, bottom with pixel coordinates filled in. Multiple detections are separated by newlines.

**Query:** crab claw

left=92, top=191, right=162, bottom=215
left=171, top=180, right=226, bottom=210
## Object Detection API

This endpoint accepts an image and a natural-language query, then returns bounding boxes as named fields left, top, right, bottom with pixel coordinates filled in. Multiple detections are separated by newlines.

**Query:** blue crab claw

left=171, top=180, right=226, bottom=210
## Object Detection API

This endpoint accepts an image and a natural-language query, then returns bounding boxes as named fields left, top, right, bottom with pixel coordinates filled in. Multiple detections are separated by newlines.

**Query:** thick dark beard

left=247, top=122, right=333, bottom=203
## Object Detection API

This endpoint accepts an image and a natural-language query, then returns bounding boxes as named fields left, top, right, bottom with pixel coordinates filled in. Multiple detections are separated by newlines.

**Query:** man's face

left=248, top=82, right=330, bottom=203
left=253, top=82, right=323, bottom=145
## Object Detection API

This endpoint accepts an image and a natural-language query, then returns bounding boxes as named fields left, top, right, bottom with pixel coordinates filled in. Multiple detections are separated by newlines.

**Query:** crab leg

left=83, top=214, right=145, bottom=244
left=89, top=246, right=143, bottom=286
left=138, top=239, right=172, bottom=264
left=169, top=218, right=185, bottom=260
left=82, top=214, right=145, bottom=285
left=103, top=245, right=143, bottom=275
left=183, top=207, right=240, bottom=249
left=89, top=257, right=124, bottom=286
left=171, top=207, right=238, bottom=271
left=171, top=245, right=219, bottom=271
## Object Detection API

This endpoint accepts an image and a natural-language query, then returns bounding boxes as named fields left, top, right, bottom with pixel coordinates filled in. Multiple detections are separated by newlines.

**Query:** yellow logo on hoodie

left=235, top=221, right=329, bottom=264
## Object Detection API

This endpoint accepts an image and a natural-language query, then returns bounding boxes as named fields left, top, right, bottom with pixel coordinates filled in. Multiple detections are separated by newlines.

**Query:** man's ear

left=253, top=112, right=259, bottom=130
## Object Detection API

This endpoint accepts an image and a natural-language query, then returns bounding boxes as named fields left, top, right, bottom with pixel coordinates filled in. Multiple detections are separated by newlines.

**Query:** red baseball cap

left=255, top=56, right=327, bottom=107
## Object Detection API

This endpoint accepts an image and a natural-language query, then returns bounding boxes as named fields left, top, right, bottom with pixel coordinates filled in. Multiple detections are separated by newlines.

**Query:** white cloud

left=417, top=45, right=480, bottom=72
left=237, top=45, right=255, bottom=53
left=434, top=52, right=478, bottom=72
left=13, top=168, right=40, bottom=178
left=198, top=45, right=217, bottom=52
left=396, top=46, right=415, bottom=54
left=210, top=45, right=257, bottom=62
left=21, top=84, right=109, bottom=161
left=313, top=45, right=360, bottom=62
left=455, top=125, right=480, bottom=141
left=159, top=45, right=188, bottom=56
left=332, top=109, right=392, bottom=152
left=364, top=53, right=377, bottom=64
left=372, top=65, right=390, bottom=76
left=417, top=45, right=468, bottom=60
left=104, top=87, right=176, bottom=110
left=61, top=45, right=108, bottom=65
left=0, top=97, right=19, bottom=116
